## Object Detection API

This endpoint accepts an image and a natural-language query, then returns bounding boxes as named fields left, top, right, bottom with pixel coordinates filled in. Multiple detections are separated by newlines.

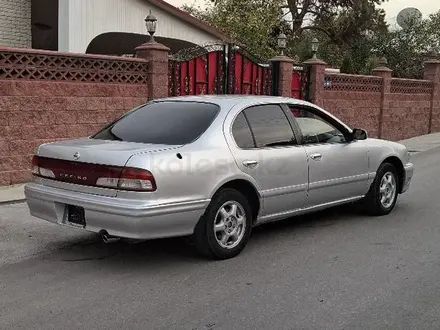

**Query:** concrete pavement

left=0, top=183, right=25, bottom=204
left=399, top=132, right=440, bottom=154
left=1, top=147, right=440, bottom=329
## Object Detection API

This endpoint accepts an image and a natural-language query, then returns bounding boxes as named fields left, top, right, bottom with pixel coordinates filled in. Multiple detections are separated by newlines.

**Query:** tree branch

left=297, top=25, right=347, bottom=47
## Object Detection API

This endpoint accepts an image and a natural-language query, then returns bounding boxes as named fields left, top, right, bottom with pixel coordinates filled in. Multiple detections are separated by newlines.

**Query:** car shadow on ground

left=46, top=202, right=371, bottom=268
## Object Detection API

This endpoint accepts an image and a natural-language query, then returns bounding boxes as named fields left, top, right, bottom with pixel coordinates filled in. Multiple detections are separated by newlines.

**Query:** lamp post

left=311, top=37, right=319, bottom=59
left=277, top=32, right=287, bottom=56
left=145, top=10, right=157, bottom=43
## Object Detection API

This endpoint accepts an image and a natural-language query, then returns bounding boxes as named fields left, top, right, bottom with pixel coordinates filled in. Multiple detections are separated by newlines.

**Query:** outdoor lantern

left=311, top=38, right=319, bottom=58
left=277, top=33, right=287, bottom=55
left=145, top=10, right=157, bottom=42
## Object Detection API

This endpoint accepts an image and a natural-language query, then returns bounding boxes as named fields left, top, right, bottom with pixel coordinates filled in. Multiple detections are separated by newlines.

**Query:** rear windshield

left=91, top=101, right=220, bottom=145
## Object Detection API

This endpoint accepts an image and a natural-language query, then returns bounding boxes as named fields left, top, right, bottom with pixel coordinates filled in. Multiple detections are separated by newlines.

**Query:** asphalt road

left=1, top=148, right=440, bottom=330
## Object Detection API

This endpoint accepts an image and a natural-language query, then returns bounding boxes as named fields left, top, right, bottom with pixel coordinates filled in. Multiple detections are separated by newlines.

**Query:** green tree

left=184, top=0, right=388, bottom=69
left=182, top=0, right=285, bottom=60
left=373, top=11, right=440, bottom=78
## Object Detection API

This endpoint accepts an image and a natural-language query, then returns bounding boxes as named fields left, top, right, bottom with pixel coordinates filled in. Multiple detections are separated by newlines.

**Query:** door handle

left=310, top=153, right=322, bottom=161
left=243, top=160, right=258, bottom=168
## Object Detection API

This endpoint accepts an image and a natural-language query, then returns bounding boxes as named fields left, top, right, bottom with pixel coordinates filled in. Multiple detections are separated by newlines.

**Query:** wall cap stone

left=372, top=67, right=392, bottom=73
left=424, top=59, right=440, bottom=65
left=269, top=55, right=295, bottom=63
left=135, top=41, right=170, bottom=52
left=303, top=58, right=327, bottom=65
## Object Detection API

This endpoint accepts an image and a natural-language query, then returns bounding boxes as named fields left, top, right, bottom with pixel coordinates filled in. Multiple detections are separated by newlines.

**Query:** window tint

left=92, top=102, right=219, bottom=145
left=288, top=107, right=346, bottom=144
left=232, top=112, right=255, bottom=148
left=244, top=104, right=295, bottom=148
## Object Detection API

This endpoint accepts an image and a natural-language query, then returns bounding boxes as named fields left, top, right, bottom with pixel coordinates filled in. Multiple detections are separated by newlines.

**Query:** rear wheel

left=193, top=188, right=252, bottom=260
left=362, top=162, right=399, bottom=216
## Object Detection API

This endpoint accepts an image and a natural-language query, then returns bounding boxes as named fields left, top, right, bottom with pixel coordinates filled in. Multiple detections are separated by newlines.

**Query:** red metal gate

left=168, top=44, right=273, bottom=97
left=292, top=66, right=309, bottom=101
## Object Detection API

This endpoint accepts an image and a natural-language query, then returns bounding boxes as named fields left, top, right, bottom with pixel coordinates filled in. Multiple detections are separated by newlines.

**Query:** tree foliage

left=182, top=0, right=285, bottom=60
left=373, top=12, right=440, bottom=78
left=182, top=0, right=440, bottom=78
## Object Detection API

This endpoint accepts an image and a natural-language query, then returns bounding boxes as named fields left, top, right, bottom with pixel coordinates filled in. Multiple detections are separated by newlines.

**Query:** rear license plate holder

left=66, top=205, right=86, bottom=226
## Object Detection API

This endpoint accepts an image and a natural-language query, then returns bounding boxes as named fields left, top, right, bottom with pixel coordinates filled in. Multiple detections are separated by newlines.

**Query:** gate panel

left=292, top=66, right=310, bottom=101
left=227, top=47, right=272, bottom=95
left=168, top=44, right=226, bottom=97
left=168, top=43, right=273, bottom=97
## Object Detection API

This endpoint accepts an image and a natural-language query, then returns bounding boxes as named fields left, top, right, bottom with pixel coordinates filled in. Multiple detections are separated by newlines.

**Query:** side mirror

left=352, top=128, right=368, bottom=140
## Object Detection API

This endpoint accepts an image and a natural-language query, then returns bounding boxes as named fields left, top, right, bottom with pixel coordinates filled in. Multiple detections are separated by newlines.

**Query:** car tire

left=362, top=162, right=399, bottom=216
left=193, top=188, right=253, bottom=260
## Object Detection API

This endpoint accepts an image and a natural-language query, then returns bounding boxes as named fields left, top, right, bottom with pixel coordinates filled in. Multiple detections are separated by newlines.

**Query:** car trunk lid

left=35, top=139, right=181, bottom=196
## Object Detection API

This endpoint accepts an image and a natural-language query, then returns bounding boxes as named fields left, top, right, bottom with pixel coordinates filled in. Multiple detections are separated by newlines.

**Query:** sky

left=166, top=0, right=439, bottom=23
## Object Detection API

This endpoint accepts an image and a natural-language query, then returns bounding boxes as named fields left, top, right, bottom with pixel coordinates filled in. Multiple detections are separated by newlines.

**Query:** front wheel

left=362, top=162, right=399, bottom=216
left=193, top=188, right=252, bottom=260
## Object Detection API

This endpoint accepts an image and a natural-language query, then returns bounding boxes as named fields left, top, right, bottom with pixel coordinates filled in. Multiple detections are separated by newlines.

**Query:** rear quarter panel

left=124, top=111, right=259, bottom=205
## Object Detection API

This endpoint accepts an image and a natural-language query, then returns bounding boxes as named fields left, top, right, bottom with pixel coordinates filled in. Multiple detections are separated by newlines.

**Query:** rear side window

left=231, top=112, right=255, bottom=148
left=92, top=101, right=219, bottom=145
left=243, top=104, right=295, bottom=147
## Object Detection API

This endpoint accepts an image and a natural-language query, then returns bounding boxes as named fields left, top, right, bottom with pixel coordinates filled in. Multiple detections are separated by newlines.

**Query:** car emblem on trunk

left=73, top=152, right=80, bottom=161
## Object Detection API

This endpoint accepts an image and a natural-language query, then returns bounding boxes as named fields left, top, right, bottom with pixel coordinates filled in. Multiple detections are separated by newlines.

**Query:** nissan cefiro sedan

left=25, top=96, right=414, bottom=259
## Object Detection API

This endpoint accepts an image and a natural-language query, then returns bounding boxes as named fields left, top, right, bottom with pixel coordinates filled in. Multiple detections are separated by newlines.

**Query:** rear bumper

left=401, top=162, right=414, bottom=193
left=24, top=182, right=209, bottom=240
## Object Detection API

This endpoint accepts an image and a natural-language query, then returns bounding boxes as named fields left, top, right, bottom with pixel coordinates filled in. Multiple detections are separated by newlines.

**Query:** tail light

left=32, top=155, right=55, bottom=179
left=31, top=155, right=156, bottom=192
left=96, top=168, right=156, bottom=192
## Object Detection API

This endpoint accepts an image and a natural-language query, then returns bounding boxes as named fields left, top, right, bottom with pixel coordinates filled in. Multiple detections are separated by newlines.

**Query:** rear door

left=227, top=104, right=308, bottom=220
left=285, top=104, right=369, bottom=207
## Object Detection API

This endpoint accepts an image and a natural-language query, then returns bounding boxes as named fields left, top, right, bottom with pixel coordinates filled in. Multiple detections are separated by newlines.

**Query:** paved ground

left=400, top=132, right=440, bottom=154
left=1, top=147, right=440, bottom=330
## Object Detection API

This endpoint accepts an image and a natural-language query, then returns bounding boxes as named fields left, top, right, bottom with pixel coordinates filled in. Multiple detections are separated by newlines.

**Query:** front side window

left=288, top=107, right=346, bottom=144
left=92, top=101, right=219, bottom=145
left=243, top=104, right=296, bottom=148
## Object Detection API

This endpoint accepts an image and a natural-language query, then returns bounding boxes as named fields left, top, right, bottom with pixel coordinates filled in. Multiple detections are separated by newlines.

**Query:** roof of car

left=152, top=95, right=353, bottom=132
left=154, top=95, right=313, bottom=108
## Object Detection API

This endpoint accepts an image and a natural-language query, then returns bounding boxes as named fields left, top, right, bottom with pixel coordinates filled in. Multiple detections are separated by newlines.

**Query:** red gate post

left=303, top=57, right=327, bottom=107
left=270, top=55, right=294, bottom=97
left=135, top=41, right=170, bottom=101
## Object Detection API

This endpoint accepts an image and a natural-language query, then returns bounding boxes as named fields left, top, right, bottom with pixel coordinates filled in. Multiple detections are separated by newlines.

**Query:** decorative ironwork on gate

left=168, top=43, right=273, bottom=97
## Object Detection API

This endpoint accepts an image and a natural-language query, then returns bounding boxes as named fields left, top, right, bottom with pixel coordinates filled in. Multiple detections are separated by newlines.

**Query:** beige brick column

left=135, top=41, right=170, bottom=101
left=302, top=58, right=327, bottom=107
left=424, top=56, right=440, bottom=133
left=373, top=58, right=392, bottom=139
left=269, top=55, right=294, bottom=97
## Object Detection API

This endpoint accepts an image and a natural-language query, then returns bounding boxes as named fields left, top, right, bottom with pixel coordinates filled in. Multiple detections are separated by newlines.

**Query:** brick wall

left=322, top=74, right=382, bottom=138
left=0, top=81, right=148, bottom=186
left=0, top=0, right=31, bottom=48
left=309, top=70, right=439, bottom=141
left=0, top=47, right=149, bottom=186
left=1, top=45, right=440, bottom=187
left=381, top=79, right=434, bottom=141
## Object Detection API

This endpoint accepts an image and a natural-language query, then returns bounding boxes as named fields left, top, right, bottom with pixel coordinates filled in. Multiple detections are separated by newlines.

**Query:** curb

left=0, top=184, right=26, bottom=206
left=0, top=199, right=26, bottom=206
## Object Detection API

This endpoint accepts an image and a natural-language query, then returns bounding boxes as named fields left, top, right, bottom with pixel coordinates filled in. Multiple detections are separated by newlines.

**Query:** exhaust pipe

left=100, top=231, right=120, bottom=244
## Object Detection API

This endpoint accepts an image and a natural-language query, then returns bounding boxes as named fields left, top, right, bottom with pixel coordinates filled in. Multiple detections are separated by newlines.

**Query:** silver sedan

left=25, top=96, right=414, bottom=259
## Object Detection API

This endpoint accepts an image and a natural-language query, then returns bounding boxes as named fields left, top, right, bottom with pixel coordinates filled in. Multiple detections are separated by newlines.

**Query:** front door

left=227, top=104, right=308, bottom=220
left=286, top=105, right=370, bottom=207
